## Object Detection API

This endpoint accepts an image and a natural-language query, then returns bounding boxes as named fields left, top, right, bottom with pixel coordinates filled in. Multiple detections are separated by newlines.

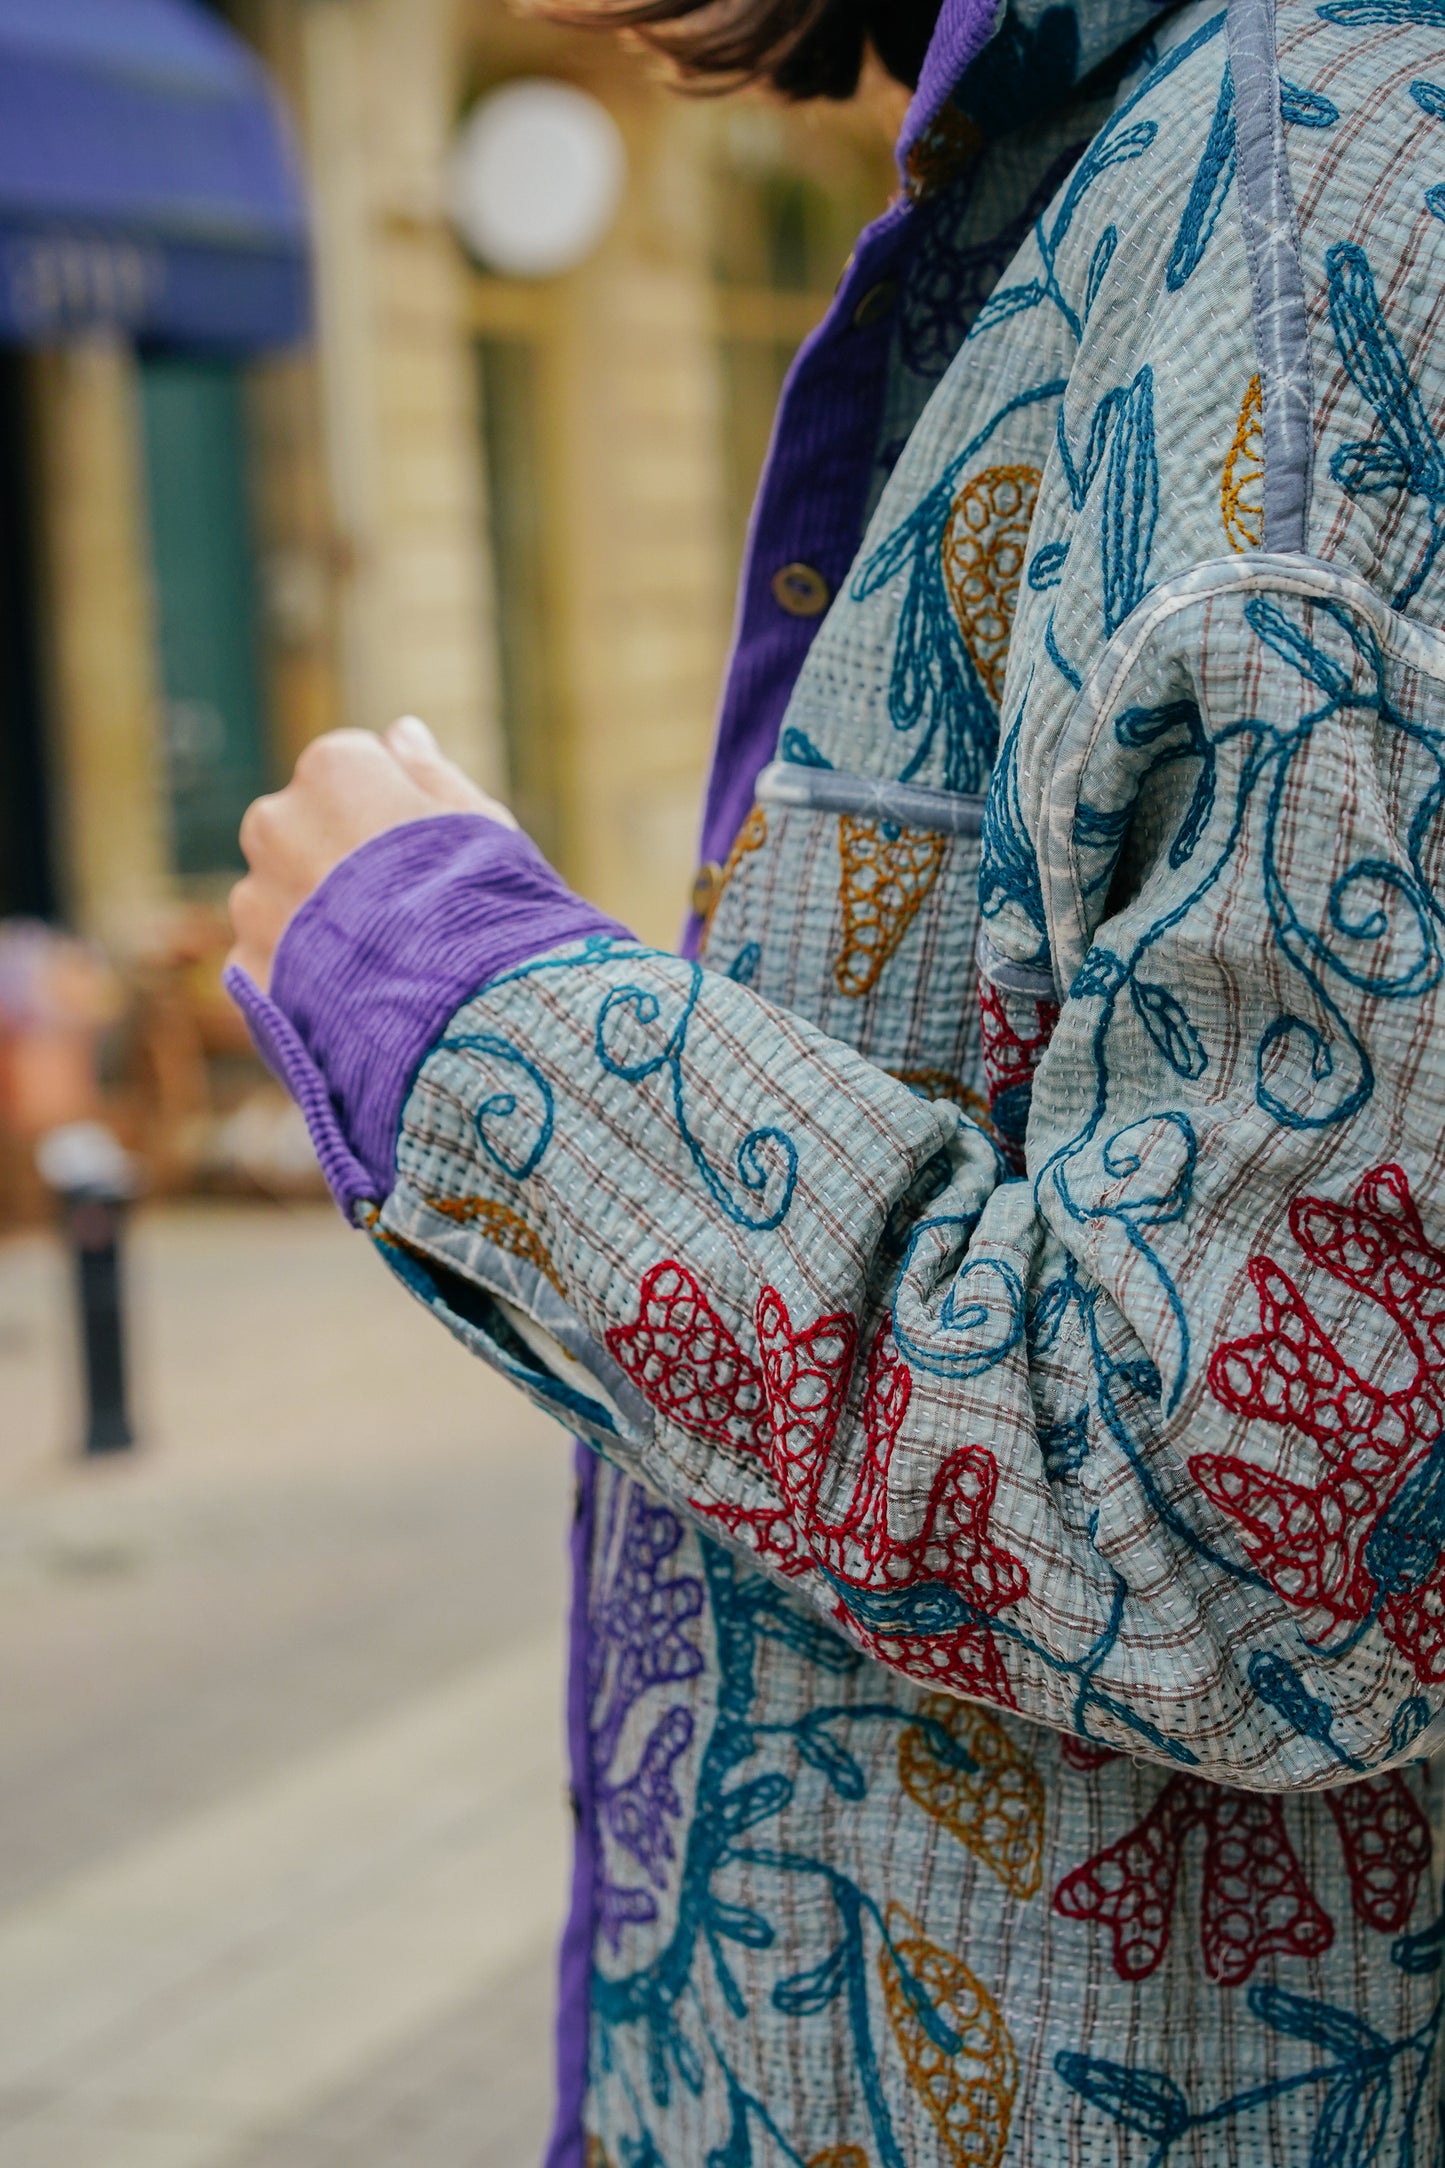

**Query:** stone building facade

left=6, top=0, right=891, bottom=959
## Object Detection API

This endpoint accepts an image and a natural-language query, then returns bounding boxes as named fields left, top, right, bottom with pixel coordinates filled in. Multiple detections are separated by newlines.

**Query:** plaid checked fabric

left=373, top=0, right=1445, bottom=2157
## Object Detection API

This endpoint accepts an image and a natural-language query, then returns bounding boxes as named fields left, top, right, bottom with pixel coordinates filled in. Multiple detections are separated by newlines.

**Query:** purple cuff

left=224, top=813, right=629, bottom=1220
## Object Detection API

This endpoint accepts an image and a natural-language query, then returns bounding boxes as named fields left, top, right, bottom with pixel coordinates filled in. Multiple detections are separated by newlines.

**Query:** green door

left=0, top=351, right=54, bottom=919
left=139, top=356, right=269, bottom=876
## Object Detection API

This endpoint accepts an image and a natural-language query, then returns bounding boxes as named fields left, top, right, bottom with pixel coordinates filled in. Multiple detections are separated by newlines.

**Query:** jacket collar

left=898, top=0, right=1186, bottom=190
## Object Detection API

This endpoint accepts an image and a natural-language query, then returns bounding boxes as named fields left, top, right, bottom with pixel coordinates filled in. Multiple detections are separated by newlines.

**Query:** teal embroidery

left=595, top=963, right=801, bottom=1232
left=1327, top=242, right=1445, bottom=608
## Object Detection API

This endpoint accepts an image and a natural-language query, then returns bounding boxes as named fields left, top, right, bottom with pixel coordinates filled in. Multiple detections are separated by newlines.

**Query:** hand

left=228, top=716, right=515, bottom=992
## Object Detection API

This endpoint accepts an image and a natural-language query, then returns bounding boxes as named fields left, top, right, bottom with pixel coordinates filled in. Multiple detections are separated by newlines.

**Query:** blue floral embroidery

left=1327, top=242, right=1445, bottom=609
left=901, top=144, right=1089, bottom=381
left=1100, top=367, right=1160, bottom=636
left=969, top=11, right=1230, bottom=343
left=1167, top=66, right=1336, bottom=293
left=852, top=381, right=1068, bottom=790
left=777, top=727, right=831, bottom=768
left=1407, top=80, right=1445, bottom=224
left=590, top=1530, right=988, bottom=2168
left=1057, top=1944, right=1445, bottom=2166
left=723, top=943, right=761, bottom=988
left=1318, top=0, right=1445, bottom=24
left=595, top=962, right=800, bottom=1232
left=1166, top=62, right=1237, bottom=289
left=438, top=1030, right=555, bottom=1180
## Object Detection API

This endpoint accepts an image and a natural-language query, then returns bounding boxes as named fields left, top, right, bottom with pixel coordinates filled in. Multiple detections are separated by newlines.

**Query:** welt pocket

left=754, top=760, right=986, bottom=837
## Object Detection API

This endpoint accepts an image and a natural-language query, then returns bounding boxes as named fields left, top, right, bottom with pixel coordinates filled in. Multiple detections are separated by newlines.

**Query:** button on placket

left=770, top=562, right=831, bottom=619
left=691, top=861, right=724, bottom=918
left=851, top=278, right=898, bottom=330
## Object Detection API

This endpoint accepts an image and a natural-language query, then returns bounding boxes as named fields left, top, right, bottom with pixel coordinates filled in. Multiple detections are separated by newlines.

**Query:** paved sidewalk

left=0, top=1202, right=575, bottom=2168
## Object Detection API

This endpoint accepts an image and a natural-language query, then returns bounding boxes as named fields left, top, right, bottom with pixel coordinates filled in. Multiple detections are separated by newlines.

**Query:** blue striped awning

left=0, top=0, right=309, bottom=351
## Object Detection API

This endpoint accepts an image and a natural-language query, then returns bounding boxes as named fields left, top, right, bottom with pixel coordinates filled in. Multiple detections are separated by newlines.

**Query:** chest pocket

left=698, top=760, right=991, bottom=1127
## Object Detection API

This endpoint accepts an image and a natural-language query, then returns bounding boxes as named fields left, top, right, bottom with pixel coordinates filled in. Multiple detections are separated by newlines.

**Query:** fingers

left=228, top=718, right=520, bottom=1006
left=383, top=715, right=517, bottom=827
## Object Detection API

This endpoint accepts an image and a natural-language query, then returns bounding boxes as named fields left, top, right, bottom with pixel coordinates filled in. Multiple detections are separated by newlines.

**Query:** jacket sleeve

left=232, top=561, right=1445, bottom=1793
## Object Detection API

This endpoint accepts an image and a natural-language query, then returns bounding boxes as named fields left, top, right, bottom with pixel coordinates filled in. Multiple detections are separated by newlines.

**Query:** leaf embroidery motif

left=1198, top=1163, right=1445, bottom=1679
left=704, top=803, right=767, bottom=933
left=939, top=464, right=1041, bottom=709
left=605, top=1260, right=770, bottom=1457
left=879, top=1905, right=1018, bottom=2168
left=834, top=817, right=947, bottom=997
left=1054, top=1776, right=1334, bottom=1985
left=898, top=1693, right=1045, bottom=1899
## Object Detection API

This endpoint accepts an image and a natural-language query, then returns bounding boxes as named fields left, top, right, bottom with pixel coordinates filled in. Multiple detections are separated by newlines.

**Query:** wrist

left=225, top=813, right=630, bottom=1215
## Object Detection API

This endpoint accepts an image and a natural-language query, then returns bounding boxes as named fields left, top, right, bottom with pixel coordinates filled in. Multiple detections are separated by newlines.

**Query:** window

left=139, top=355, right=269, bottom=878
left=0, top=352, right=53, bottom=919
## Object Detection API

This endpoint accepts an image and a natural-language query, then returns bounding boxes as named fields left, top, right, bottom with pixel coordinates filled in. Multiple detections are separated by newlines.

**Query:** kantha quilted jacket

left=232, top=0, right=1445, bottom=2157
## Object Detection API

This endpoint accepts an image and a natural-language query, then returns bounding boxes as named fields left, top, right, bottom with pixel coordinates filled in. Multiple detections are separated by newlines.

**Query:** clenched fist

left=228, top=715, right=515, bottom=992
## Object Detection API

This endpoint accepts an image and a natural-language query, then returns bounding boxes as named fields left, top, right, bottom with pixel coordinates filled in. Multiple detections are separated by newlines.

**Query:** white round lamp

left=448, top=79, right=626, bottom=279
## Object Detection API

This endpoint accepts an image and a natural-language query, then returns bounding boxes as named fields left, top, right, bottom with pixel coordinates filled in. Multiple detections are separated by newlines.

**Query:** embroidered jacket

left=233, top=0, right=1445, bottom=2158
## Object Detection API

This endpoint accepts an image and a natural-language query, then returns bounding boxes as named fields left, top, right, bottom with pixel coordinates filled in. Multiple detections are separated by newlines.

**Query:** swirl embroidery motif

left=594, top=962, right=799, bottom=1232
left=440, top=1030, right=555, bottom=1180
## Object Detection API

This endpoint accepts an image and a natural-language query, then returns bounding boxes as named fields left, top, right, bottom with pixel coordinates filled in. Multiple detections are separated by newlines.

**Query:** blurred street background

left=0, top=1199, right=571, bottom=2166
left=0, top=1, right=896, bottom=2160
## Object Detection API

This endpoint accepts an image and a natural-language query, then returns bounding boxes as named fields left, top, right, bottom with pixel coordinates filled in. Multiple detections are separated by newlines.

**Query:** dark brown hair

left=530, top=0, right=942, bottom=99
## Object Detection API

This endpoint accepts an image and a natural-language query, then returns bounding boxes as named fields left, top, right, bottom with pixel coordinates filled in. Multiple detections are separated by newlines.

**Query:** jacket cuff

left=223, top=812, right=630, bottom=1218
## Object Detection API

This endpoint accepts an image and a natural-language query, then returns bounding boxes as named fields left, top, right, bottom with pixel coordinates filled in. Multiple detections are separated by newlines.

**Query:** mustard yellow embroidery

left=889, top=1067, right=994, bottom=1128
left=808, top=2151, right=870, bottom=2168
left=940, top=465, right=1042, bottom=709
left=707, top=803, right=768, bottom=931
left=899, top=1694, right=1045, bottom=1901
left=426, top=1195, right=564, bottom=1294
left=1221, top=374, right=1264, bottom=551
left=880, top=1905, right=1018, bottom=2168
left=834, top=818, right=946, bottom=997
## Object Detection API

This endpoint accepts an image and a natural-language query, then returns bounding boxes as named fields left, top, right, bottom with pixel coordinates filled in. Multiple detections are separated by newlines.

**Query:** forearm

left=232, top=554, right=1445, bottom=1793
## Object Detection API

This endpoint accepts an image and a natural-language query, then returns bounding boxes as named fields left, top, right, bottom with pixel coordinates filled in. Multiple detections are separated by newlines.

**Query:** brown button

left=852, top=278, right=898, bottom=330
left=691, top=860, right=724, bottom=918
left=771, top=562, right=831, bottom=619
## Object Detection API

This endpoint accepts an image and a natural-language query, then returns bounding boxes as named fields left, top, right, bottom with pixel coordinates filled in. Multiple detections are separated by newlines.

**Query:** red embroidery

left=1324, top=1770, right=1434, bottom=1933
left=1195, top=1163, right=1445, bottom=1679
left=606, top=1261, right=770, bottom=1458
left=607, top=1267, right=1029, bottom=1700
left=1053, top=1778, right=1331, bottom=1986
left=1059, top=1736, right=1121, bottom=1772
left=978, top=978, right=1060, bottom=1172
left=755, top=1284, right=858, bottom=1496
left=1054, top=1769, right=1430, bottom=1984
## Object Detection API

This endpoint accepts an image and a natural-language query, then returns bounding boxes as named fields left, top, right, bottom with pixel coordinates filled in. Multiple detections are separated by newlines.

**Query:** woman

left=228, top=0, right=1445, bottom=2159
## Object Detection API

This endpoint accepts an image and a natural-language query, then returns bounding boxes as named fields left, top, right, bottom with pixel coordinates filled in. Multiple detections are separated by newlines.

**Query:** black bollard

left=36, top=1122, right=138, bottom=1456
left=67, top=1192, right=134, bottom=1454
